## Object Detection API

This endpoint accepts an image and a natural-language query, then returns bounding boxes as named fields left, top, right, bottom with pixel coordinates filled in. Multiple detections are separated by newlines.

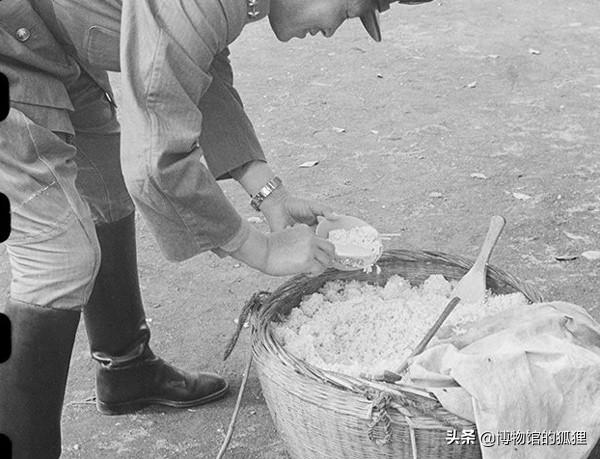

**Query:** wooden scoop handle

left=381, top=296, right=461, bottom=383
left=471, top=215, right=506, bottom=272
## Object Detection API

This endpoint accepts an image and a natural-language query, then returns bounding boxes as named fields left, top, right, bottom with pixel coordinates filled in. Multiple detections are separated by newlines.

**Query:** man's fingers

left=314, top=250, right=331, bottom=269
left=286, top=198, right=338, bottom=226
left=316, top=237, right=336, bottom=257
left=320, top=208, right=340, bottom=220
left=266, top=214, right=294, bottom=232
left=307, top=261, right=326, bottom=277
left=308, top=202, right=335, bottom=218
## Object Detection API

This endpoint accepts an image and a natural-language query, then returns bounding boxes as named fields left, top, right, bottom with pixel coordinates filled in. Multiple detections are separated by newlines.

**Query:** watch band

left=250, top=176, right=282, bottom=211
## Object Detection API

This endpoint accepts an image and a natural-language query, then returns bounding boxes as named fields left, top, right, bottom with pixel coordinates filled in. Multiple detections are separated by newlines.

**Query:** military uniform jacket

left=0, top=0, right=266, bottom=260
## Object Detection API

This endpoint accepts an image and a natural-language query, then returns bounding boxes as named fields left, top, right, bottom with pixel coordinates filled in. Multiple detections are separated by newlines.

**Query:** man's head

left=268, top=0, right=432, bottom=42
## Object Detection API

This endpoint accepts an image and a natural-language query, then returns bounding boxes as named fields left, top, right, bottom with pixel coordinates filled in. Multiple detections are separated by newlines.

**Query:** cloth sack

left=406, top=301, right=600, bottom=459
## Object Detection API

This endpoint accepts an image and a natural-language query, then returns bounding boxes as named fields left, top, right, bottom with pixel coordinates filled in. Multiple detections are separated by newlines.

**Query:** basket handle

left=223, top=291, right=271, bottom=361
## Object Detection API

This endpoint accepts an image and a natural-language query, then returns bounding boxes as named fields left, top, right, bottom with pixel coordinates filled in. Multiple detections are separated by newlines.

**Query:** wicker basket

left=251, top=249, right=543, bottom=459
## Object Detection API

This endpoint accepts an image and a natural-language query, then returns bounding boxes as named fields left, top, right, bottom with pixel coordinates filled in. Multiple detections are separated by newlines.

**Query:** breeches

left=0, top=72, right=134, bottom=310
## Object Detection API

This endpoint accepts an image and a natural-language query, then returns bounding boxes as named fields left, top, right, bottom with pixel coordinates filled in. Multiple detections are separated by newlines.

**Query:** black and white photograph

left=1, top=0, right=599, bottom=457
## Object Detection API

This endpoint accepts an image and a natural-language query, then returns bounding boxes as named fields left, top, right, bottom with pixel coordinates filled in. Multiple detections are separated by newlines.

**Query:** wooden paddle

left=451, top=215, right=506, bottom=304
left=380, top=215, right=506, bottom=383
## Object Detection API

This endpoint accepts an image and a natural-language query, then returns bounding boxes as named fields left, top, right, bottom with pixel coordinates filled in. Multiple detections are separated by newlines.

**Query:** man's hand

left=229, top=159, right=338, bottom=230
left=260, top=187, right=338, bottom=232
left=227, top=224, right=335, bottom=276
left=264, top=224, right=335, bottom=276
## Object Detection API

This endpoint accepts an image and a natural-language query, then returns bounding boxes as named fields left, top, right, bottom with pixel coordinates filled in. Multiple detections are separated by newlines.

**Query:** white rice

left=273, top=275, right=529, bottom=378
left=328, top=225, right=382, bottom=257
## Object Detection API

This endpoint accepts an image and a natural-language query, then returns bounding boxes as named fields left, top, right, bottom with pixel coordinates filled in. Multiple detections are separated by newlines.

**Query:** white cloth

left=406, top=301, right=600, bottom=459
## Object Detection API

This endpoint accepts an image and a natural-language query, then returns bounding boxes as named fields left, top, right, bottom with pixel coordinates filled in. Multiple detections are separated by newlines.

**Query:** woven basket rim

left=251, top=248, right=543, bottom=423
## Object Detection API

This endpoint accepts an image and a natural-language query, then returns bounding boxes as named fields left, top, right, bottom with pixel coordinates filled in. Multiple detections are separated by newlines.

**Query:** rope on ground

left=218, top=291, right=270, bottom=457
left=216, top=349, right=254, bottom=459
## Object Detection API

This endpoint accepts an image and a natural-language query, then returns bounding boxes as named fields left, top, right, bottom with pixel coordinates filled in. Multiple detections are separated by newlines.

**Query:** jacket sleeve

left=199, top=48, right=267, bottom=181
left=118, top=0, right=247, bottom=261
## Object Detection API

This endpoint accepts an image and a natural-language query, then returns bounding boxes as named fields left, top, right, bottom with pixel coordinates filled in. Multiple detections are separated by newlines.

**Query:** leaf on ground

left=582, top=251, right=600, bottom=261
left=298, top=160, right=320, bottom=168
left=563, top=231, right=591, bottom=243
left=513, top=192, right=532, bottom=200
left=470, top=172, right=488, bottom=180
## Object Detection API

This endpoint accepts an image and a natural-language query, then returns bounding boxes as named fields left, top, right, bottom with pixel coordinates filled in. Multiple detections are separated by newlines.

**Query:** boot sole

left=96, top=382, right=230, bottom=415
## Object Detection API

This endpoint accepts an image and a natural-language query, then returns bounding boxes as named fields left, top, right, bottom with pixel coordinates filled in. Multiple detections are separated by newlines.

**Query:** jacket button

left=16, top=27, right=31, bottom=42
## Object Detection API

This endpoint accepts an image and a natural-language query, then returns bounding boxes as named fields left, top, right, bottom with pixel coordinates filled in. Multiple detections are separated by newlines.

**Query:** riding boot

left=84, top=213, right=228, bottom=415
left=0, top=300, right=80, bottom=459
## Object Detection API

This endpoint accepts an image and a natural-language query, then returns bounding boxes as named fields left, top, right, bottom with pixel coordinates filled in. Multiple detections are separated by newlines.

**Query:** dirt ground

left=1, top=0, right=599, bottom=457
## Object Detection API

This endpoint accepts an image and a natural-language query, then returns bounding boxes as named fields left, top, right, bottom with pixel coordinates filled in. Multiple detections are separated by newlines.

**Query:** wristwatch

left=250, top=176, right=282, bottom=211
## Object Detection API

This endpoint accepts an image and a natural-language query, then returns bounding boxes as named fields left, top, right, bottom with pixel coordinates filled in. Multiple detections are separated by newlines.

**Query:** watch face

left=251, top=177, right=282, bottom=211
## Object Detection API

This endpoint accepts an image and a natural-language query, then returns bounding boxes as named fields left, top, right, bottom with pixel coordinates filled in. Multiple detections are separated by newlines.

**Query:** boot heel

left=96, top=399, right=150, bottom=416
